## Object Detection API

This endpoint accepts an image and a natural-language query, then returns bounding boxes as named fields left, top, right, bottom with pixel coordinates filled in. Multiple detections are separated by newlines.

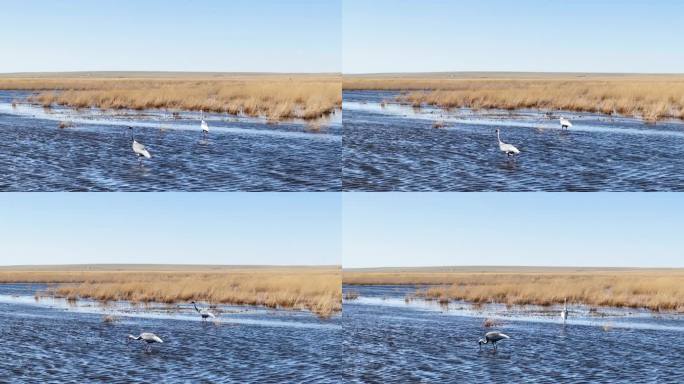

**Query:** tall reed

left=0, top=74, right=341, bottom=121
left=344, top=74, right=684, bottom=121
left=1, top=266, right=342, bottom=317
left=343, top=267, right=684, bottom=312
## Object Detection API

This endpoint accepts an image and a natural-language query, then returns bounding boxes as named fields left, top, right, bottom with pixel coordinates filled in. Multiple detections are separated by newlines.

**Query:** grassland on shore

left=344, top=73, right=684, bottom=121
left=0, top=72, right=341, bottom=121
left=0, top=265, right=341, bottom=317
left=343, top=266, right=684, bottom=312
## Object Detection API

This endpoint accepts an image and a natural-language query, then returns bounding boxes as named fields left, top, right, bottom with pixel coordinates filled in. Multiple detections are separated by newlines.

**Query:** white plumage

left=128, top=332, right=163, bottom=352
left=478, top=331, right=510, bottom=350
left=561, top=298, right=569, bottom=323
left=496, top=129, right=520, bottom=157
left=192, top=301, right=216, bottom=320
left=132, top=140, right=151, bottom=159
left=560, top=117, right=572, bottom=129
left=200, top=110, right=209, bottom=133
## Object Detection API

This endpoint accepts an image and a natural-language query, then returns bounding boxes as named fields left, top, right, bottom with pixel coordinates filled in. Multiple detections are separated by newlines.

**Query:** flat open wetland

left=342, top=267, right=684, bottom=382
left=0, top=73, right=341, bottom=191
left=0, top=265, right=341, bottom=382
left=343, top=73, right=684, bottom=191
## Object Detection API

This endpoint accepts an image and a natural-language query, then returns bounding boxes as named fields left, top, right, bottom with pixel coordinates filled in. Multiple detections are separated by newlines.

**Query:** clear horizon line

left=0, top=263, right=342, bottom=268
left=0, top=70, right=341, bottom=76
left=342, top=70, right=684, bottom=76
left=343, top=264, right=684, bottom=270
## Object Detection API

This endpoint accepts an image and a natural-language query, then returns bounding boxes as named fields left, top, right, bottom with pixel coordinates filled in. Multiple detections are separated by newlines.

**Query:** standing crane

left=560, top=117, right=572, bottom=129
left=200, top=110, right=209, bottom=134
left=191, top=301, right=216, bottom=321
left=128, top=332, right=163, bottom=352
left=478, top=331, right=510, bottom=351
left=561, top=298, right=569, bottom=323
left=496, top=129, right=520, bottom=157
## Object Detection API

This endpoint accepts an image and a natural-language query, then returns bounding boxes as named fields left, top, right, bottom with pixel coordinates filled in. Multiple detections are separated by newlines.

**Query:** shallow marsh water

left=0, top=91, right=341, bottom=191
left=342, top=285, right=684, bottom=383
left=343, top=91, right=684, bottom=191
left=0, top=284, right=340, bottom=383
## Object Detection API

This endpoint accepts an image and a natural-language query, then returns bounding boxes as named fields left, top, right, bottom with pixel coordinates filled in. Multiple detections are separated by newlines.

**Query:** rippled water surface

left=0, top=91, right=341, bottom=191
left=343, top=285, right=684, bottom=383
left=343, top=91, right=684, bottom=191
left=0, top=284, right=340, bottom=383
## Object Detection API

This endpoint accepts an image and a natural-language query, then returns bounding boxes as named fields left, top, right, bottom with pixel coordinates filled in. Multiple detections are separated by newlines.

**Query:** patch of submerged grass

left=2, top=266, right=341, bottom=318
left=343, top=290, right=360, bottom=300
left=343, top=267, right=684, bottom=312
left=344, top=74, right=684, bottom=122
left=2, top=74, right=341, bottom=122
left=482, top=318, right=502, bottom=328
left=432, top=120, right=446, bottom=129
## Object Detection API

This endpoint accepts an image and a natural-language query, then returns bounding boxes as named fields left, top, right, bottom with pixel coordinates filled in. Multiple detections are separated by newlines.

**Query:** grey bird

left=478, top=331, right=510, bottom=350
left=191, top=301, right=216, bottom=321
left=128, top=332, right=163, bottom=352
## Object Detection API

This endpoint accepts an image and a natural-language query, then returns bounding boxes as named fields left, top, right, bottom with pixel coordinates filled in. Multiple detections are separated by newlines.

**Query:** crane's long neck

left=193, top=303, right=200, bottom=313
left=128, top=334, right=141, bottom=340
left=496, top=130, right=502, bottom=144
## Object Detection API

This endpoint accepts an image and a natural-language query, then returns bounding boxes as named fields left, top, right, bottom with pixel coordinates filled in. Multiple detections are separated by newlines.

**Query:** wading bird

left=478, top=331, right=510, bottom=351
left=560, top=117, right=572, bottom=129
left=128, top=332, right=163, bottom=352
left=200, top=110, right=209, bottom=134
left=561, top=298, right=569, bottom=323
left=496, top=129, right=520, bottom=157
left=191, top=301, right=216, bottom=321
left=132, top=139, right=151, bottom=165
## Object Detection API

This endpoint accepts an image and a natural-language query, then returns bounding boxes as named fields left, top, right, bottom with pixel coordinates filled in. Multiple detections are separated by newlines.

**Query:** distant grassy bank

left=0, top=265, right=341, bottom=317
left=343, top=73, right=684, bottom=121
left=343, top=266, right=684, bottom=312
left=0, top=72, right=341, bottom=122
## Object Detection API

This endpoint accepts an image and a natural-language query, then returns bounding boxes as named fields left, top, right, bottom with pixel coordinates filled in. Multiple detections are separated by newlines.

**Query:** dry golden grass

left=344, top=73, right=684, bottom=121
left=0, top=265, right=341, bottom=317
left=343, top=267, right=684, bottom=312
left=0, top=73, right=341, bottom=121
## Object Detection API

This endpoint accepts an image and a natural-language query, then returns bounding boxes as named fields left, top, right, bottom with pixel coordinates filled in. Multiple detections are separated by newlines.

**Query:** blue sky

left=0, top=0, right=341, bottom=73
left=343, top=193, right=684, bottom=268
left=343, top=0, right=684, bottom=74
left=0, top=193, right=341, bottom=266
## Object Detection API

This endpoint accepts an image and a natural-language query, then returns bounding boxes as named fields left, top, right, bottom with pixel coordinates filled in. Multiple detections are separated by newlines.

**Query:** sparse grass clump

left=0, top=266, right=341, bottom=317
left=0, top=74, right=341, bottom=122
left=343, top=267, right=684, bottom=312
left=344, top=74, right=684, bottom=121
left=482, top=318, right=501, bottom=328
left=343, top=290, right=360, bottom=300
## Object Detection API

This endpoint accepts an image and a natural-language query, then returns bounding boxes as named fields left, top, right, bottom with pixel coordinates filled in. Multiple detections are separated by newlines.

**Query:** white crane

left=496, top=129, right=520, bottom=157
left=200, top=110, right=209, bottom=134
left=478, top=331, right=510, bottom=350
left=128, top=126, right=151, bottom=164
left=132, top=140, right=151, bottom=164
left=560, top=117, right=572, bottom=129
left=191, top=301, right=216, bottom=320
left=128, top=332, right=163, bottom=352
left=561, top=298, right=569, bottom=323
